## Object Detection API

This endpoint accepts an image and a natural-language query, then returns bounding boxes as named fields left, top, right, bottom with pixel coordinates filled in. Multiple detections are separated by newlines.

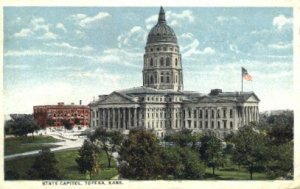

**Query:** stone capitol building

left=90, top=7, right=260, bottom=138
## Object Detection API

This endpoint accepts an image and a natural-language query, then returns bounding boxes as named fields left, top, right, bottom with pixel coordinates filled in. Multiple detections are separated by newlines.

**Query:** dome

left=146, top=7, right=177, bottom=45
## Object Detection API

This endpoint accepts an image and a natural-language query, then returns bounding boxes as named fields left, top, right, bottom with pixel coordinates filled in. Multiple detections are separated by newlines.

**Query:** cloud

left=117, top=26, right=147, bottom=49
left=168, top=10, right=194, bottom=22
left=71, top=12, right=110, bottom=28
left=229, top=44, right=241, bottom=54
left=179, top=33, right=215, bottom=57
left=42, top=31, right=58, bottom=40
left=31, top=17, right=50, bottom=31
left=272, top=14, right=292, bottom=30
left=13, top=17, right=58, bottom=40
left=56, top=23, right=67, bottom=32
left=145, top=9, right=194, bottom=29
left=4, top=49, right=95, bottom=61
left=268, top=42, right=292, bottom=49
left=216, top=16, right=238, bottom=23
left=71, top=13, right=87, bottom=20
left=4, top=82, right=74, bottom=114
left=16, top=17, right=21, bottom=22
left=4, top=64, right=31, bottom=69
left=14, top=28, right=33, bottom=37
left=44, top=42, right=94, bottom=52
left=96, top=48, right=141, bottom=67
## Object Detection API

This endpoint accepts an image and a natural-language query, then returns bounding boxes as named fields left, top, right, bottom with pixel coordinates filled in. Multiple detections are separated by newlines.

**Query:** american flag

left=242, top=67, right=252, bottom=81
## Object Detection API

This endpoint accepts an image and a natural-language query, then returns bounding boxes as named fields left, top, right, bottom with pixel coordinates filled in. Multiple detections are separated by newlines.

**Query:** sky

left=3, top=7, right=293, bottom=114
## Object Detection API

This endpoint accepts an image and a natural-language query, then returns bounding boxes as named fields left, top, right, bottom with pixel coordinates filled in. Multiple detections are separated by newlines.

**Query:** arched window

left=175, top=58, right=178, bottom=66
left=160, top=57, right=164, bottom=66
left=166, top=57, right=170, bottom=66
left=150, top=58, right=153, bottom=66
left=150, top=75, right=154, bottom=84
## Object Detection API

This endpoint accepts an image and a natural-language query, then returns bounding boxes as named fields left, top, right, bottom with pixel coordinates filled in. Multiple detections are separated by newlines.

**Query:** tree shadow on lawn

left=204, top=173, right=234, bottom=180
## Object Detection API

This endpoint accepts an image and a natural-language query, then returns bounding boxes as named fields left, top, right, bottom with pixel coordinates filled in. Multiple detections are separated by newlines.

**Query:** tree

left=47, top=119, right=55, bottom=127
left=199, top=135, right=224, bottom=176
left=74, top=118, right=81, bottom=125
left=231, top=126, right=268, bottom=180
left=179, top=148, right=206, bottom=179
left=164, top=128, right=201, bottom=148
left=264, top=142, right=293, bottom=179
left=76, top=140, right=100, bottom=179
left=264, top=110, right=293, bottom=144
left=28, top=148, right=60, bottom=180
left=160, top=147, right=185, bottom=179
left=63, top=120, right=73, bottom=130
left=5, top=170, right=20, bottom=180
left=89, top=128, right=123, bottom=168
left=118, top=128, right=162, bottom=179
left=267, top=124, right=293, bottom=144
left=5, top=114, right=40, bottom=137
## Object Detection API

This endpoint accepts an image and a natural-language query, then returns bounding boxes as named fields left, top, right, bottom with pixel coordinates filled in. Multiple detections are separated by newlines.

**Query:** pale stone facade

left=89, top=7, right=260, bottom=138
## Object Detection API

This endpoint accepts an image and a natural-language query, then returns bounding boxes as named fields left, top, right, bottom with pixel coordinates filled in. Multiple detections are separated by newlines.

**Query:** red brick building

left=33, top=102, right=90, bottom=128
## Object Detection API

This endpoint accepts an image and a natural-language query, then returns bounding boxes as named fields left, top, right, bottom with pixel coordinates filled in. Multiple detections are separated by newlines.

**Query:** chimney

left=79, top=100, right=82, bottom=105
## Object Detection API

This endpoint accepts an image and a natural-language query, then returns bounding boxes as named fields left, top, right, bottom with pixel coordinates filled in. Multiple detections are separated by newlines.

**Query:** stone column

left=98, top=108, right=101, bottom=127
left=123, top=108, right=126, bottom=129
left=128, top=108, right=131, bottom=129
left=112, top=108, right=116, bottom=130
left=103, top=108, right=107, bottom=128
left=117, top=108, right=121, bottom=129
left=134, top=108, right=137, bottom=128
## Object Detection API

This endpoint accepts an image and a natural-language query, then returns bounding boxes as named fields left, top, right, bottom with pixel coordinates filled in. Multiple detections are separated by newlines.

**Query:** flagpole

left=241, top=67, right=243, bottom=92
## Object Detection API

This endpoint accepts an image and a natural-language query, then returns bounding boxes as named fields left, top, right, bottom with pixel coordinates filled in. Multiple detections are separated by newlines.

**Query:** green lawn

left=204, top=167, right=271, bottom=180
left=5, top=136, right=62, bottom=155
left=5, top=149, right=118, bottom=180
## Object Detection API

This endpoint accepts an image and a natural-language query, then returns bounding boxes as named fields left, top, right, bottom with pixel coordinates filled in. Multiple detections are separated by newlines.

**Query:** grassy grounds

left=204, top=167, right=271, bottom=180
left=5, top=136, right=62, bottom=155
left=5, top=149, right=118, bottom=180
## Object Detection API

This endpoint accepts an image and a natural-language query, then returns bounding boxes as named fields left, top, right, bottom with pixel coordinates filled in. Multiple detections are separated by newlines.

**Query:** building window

left=205, top=121, right=208, bottom=129
left=223, top=120, right=227, bottom=129
left=163, top=47, right=167, bottom=51
left=218, top=121, right=220, bottom=129
left=223, top=109, right=226, bottom=118
left=166, top=57, right=170, bottom=66
left=230, top=121, right=233, bottom=129
left=150, top=48, right=153, bottom=52
left=188, top=120, right=191, bottom=128
left=150, top=58, right=153, bottom=66
left=194, top=110, right=197, bottom=118
left=199, top=110, right=203, bottom=118
left=217, top=109, right=220, bottom=118
left=211, top=110, right=214, bottom=118
left=230, top=109, right=233, bottom=118
left=194, top=121, right=197, bottom=128
left=188, top=110, right=191, bottom=118
left=200, top=121, right=203, bottom=129
left=175, top=58, right=178, bottom=66
left=166, top=76, right=170, bottom=83
left=160, top=57, right=164, bottom=66
left=157, top=48, right=160, bottom=51
left=211, top=121, right=214, bottom=129
left=205, top=110, right=208, bottom=119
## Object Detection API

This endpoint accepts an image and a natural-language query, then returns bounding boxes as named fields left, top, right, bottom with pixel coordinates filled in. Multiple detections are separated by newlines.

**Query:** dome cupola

left=146, top=7, right=177, bottom=45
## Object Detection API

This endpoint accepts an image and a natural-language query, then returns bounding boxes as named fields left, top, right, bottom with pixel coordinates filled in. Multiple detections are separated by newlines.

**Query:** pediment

left=99, top=92, right=134, bottom=104
left=245, top=94, right=260, bottom=102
